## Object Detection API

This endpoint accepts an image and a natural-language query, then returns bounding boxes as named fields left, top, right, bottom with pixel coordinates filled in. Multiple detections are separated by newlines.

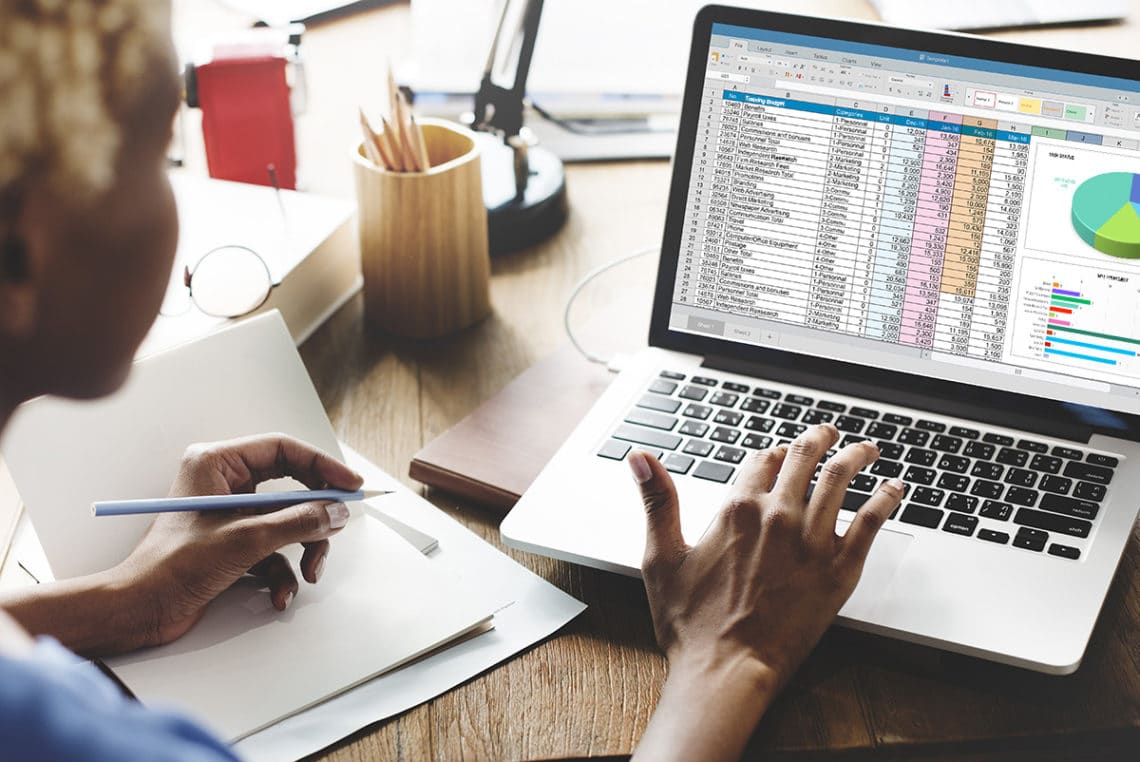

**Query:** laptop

left=501, top=4, right=1140, bottom=674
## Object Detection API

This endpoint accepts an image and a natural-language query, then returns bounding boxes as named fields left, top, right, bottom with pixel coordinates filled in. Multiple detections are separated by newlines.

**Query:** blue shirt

left=0, top=637, right=237, bottom=761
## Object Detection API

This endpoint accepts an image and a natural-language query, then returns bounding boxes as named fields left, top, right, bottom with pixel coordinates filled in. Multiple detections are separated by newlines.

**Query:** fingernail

left=326, top=502, right=350, bottom=529
left=627, top=450, right=653, bottom=484
left=886, top=478, right=905, bottom=492
left=314, top=553, right=326, bottom=582
left=283, top=590, right=294, bottom=609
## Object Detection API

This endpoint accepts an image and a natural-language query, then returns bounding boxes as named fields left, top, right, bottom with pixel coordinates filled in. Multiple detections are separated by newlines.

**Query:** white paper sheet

left=234, top=444, right=587, bottom=762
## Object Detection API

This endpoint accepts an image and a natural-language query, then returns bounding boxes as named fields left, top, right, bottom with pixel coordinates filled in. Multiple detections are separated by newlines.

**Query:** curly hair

left=0, top=0, right=172, bottom=213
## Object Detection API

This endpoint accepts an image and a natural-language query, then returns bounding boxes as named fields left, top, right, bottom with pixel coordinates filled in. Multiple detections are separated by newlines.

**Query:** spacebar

left=612, top=424, right=682, bottom=451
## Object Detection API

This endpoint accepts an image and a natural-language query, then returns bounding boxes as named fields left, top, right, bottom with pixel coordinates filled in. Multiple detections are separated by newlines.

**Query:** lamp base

left=475, top=132, right=568, bottom=254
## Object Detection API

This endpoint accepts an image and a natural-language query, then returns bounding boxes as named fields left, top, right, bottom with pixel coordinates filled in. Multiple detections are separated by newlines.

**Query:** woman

left=0, top=2, right=903, bottom=760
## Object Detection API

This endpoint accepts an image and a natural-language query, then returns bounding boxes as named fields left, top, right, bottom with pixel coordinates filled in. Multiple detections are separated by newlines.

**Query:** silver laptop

left=501, top=5, right=1140, bottom=674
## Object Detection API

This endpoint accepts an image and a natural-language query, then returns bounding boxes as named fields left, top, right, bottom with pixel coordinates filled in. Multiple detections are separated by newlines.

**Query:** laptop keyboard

left=597, top=369, right=1123, bottom=561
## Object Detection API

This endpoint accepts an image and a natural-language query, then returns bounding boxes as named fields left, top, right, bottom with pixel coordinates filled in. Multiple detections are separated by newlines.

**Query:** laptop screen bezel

left=648, top=3, right=1140, bottom=439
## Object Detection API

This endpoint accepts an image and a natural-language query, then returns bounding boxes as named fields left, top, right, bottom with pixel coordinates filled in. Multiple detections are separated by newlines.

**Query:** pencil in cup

left=352, top=118, right=492, bottom=338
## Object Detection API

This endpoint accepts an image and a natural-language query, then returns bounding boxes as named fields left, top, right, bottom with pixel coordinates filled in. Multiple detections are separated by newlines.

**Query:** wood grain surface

left=176, top=2, right=1140, bottom=758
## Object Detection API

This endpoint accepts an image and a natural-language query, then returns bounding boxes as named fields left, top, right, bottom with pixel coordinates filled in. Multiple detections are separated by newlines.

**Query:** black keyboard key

left=1040, top=493, right=1099, bottom=521
left=722, top=381, right=749, bottom=393
left=911, top=487, right=945, bottom=507
left=802, top=409, right=834, bottom=425
left=752, top=387, right=781, bottom=400
left=663, top=453, right=695, bottom=474
left=943, top=513, right=978, bottom=536
left=883, top=413, right=913, bottom=426
left=1014, top=508, right=1091, bottom=538
left=866, top=422, right=898, bottom=440
left=900, top=504, right=944, bottom=528
left=777, top=422, right=808, bottom=438
left=710, top=392, right=740, bottom=407
left=904, top=466, right=936, bottom=485
left=877, top=442, right=904, bottom=460
left=898, top=428, right=930, bottom=446
left=1004, top=468, right=1037, bottom=488
left=1029, top=454, right=1062, bottom=474
left=597, top=439, right=631, bottom=460
left=741, top=434, right=772, bottom=450
left=1087, top=453, right=1119, bottom=468
left=930, top=435, right=963, bottom=454
left=744, top=416, right=775, bottom=432
left=1005, top=486, right=1039, bottom=507
left=679, top=385, right=708, bottom=401
left=660, top=370, right=685, bottom=380
left=840, top=434, right=869, bottom=448
left=1052, top=446, right=1082, bottom=460
left=691, top=376, right=718, bottom=387
left=713, top=410, right=743, bottom=426
left=772, top=404, right=802, bottom=420
left=1073, top=481, right=1106, bottom=502
left=715, top=446, right=746, bottom=464
left=1048, top=544, right=1081, bottom=560
left=970, top=479, right=1003, bottom=498
left=710, top=427, right=741, bottom=444
left=850, top=473, right=878, bottom=492
left=683, top=439, right=715, bottom=457
left=647, top=379, right=678, bottom=396
left=1017, top=438, right=1048, bottom=453
left=1063, top=461, right=1114, bottom=485
left=978, top=528, right=1010, bottom=544
left=963, top=441, right=995, bottom=460
left=980, top=500, right=1012, bottom=521
left=916, top=419, right=946, bottom=432
left=682, top=404, right=713, bottom=420
left=871, top=460, right=903, bottom=477
left=834, top=415, right=866, bottom=434
left=637, top=394, right=681, bottom=413
left=679, top=420, right=709, bottom=437
left=971, top=462, right=1003, bottom=480
left=849, top=406, right=879, bottom=419
left=741, top=398, right=770, bottom=414
left=946, top=494, right=978, bottom=514
left=785, top=394, right=813, bottom=406
left=904, top=448, right=937, bottom=466
left=937, top=454, right=970, bottom=474
left=996, top=447, right=1028, bottom=467
left=693, top=461, right=734, bottom=483
left=937, top=474, right=969, bottom=492
left=817, top=400, right=846, bottom=412
left=1013, top=527, right=1048, bottom=552
left=949, top=426, right=980, bottom=439
left=983, top=432, right=1014, bottom=446
left=1039, top=475, right=1072, bottom=495
left=625, top=409, right=678, bottom=431
left=614, top=424, right=682, bottom=451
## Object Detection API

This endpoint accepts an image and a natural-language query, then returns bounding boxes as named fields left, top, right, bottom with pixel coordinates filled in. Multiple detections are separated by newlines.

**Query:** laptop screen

left=666, top=19, right=1140, bottom=416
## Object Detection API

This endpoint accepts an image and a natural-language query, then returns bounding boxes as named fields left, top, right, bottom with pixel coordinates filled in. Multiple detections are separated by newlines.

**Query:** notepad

left=0, top=311, right=497, bottom=740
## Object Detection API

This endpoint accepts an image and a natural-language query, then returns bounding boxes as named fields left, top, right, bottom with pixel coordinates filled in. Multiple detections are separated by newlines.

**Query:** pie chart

left=1071, top=172, right=1140, bottom=259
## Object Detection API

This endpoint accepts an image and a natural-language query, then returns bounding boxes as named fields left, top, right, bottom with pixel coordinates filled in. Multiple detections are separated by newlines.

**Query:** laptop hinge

left=702, top=354, right=1096, bottom=444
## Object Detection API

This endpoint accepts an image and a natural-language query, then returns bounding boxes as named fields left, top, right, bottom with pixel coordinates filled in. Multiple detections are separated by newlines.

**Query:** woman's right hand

left=629, top=423, right=905, bottom=761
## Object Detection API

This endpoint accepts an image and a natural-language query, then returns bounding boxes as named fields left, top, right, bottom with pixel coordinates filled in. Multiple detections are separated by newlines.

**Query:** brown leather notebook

left=409, top=345, right=614, bottom=511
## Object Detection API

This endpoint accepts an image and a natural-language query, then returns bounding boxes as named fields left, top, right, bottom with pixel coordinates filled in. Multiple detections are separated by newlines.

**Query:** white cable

left=563, top=245, right=659, bottom=370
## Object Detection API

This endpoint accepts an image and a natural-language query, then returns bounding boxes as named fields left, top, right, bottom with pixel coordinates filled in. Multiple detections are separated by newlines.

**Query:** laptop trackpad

left=836, top=522, right=913, bottom=620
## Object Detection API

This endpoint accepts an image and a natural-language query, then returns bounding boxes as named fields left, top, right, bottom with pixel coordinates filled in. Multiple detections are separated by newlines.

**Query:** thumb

left=239, top=500, right=351, bottom=558
left=627, top=450, right=685, bottom=568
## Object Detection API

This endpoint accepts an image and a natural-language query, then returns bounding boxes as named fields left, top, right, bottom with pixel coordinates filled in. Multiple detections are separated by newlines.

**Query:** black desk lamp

left=470, top=0, right=568, bottom=253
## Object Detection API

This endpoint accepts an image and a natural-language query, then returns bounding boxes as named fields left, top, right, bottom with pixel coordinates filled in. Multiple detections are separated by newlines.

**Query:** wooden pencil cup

left=353, top=119, right=492, bottom=338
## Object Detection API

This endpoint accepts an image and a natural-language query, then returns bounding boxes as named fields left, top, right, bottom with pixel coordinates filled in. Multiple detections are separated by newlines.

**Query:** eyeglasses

left=160, top=245, right=278, bottom=319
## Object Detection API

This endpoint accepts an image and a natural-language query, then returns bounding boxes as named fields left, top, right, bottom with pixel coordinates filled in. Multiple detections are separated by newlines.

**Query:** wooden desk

left=166, top=2, right=1140, bottom=758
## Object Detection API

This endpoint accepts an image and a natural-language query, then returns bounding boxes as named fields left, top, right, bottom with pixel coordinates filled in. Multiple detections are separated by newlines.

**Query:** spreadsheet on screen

left=670, top=24, right=1140, bottom=413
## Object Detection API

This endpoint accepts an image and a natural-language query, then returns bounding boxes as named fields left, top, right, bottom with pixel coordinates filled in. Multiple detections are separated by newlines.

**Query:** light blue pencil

left=92, top=489, right=392, bottom=517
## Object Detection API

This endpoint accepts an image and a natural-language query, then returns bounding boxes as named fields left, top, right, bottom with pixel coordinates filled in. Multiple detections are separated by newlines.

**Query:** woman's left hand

left=113, top=434, right=363, bottom=648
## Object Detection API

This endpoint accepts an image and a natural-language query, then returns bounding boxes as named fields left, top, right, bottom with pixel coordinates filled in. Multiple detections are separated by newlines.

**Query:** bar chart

left=1044, top=284, right=1138, bottom=366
